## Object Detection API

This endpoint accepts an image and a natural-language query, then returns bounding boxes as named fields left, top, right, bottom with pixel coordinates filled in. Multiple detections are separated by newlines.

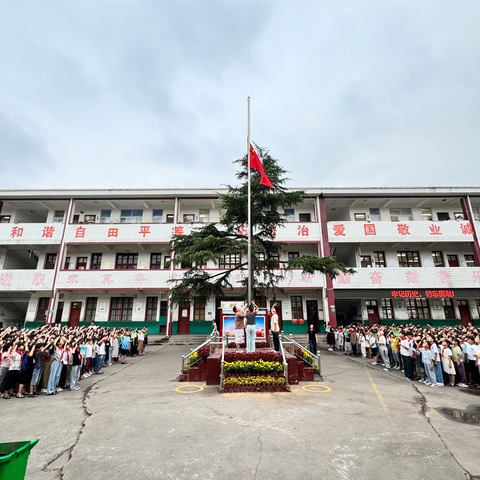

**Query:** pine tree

left=168, top=146, right=354, bottom=305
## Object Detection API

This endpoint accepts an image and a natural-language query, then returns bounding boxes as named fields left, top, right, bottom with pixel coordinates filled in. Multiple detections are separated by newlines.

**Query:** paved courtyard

left=1, top=343, right=479, bottom=480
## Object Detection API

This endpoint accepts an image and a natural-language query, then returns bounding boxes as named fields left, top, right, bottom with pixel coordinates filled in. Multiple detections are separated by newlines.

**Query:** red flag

left=249, top=144, right=274, bottom=188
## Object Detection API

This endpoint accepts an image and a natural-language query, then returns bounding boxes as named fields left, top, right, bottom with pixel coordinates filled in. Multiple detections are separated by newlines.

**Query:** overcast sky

left=1, top=1, right=479, bottom=191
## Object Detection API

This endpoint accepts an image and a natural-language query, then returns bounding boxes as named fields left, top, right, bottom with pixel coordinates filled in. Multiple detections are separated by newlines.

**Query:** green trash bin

left=0, top=439, right=39, bottom=480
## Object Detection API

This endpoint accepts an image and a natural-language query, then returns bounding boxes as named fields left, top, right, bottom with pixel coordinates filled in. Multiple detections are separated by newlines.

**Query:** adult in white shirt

left=399, top=333, right=414, bottom=380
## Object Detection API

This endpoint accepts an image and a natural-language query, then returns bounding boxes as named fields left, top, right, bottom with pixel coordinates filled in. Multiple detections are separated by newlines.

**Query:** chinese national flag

left=249, top=144, right=274, bottom=188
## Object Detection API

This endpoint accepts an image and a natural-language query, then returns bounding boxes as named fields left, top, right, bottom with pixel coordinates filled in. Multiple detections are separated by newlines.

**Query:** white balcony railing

left=328, top=220, right=476, bottom=243
left=333, top=267, right=480, bottom=290
left=0, top=269, right=55, bottom=291
left=0, top=223, right=62, bottom=245
left=56, top=269, right=172, bottom=290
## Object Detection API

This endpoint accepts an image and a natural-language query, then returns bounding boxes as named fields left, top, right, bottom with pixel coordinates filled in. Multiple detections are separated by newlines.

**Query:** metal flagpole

left=247, top=96, right=252, bottom=305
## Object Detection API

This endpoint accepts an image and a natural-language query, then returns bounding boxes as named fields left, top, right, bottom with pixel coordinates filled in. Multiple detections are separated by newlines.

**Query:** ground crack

left=413, top=384, right=472, bottom=479
left=254, top=432, right=263, bottom=480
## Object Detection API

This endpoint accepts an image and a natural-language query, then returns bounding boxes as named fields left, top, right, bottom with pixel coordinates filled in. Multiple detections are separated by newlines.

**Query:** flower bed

left=227, top=341, right=270, bottom=349
left=223, top=375, right=287, bottom=392
left=224, top=351, right=282, bottom=362
left=223, top=359, right=284, bottom=375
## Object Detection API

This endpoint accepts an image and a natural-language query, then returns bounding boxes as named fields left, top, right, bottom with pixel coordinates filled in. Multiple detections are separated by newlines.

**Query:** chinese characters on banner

left=391, top=290, right=455, bottom=298
left=331, top=222, right=474, bottom=238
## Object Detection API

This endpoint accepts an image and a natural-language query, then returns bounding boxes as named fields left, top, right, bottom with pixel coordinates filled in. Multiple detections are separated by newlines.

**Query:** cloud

left=0, top=1, right=479, bottom=190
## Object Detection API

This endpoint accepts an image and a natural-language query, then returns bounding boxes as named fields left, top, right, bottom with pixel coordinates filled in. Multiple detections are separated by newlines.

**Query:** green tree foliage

left=168, top=145, right=354, bottom=305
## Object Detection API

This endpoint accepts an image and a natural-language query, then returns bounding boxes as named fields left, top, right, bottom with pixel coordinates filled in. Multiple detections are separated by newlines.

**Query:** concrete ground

left=1, top=344, right=479, bottom=480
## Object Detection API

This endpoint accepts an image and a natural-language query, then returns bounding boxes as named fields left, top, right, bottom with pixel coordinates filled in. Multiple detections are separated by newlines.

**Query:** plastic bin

left=0, top=439, right=39, bottom=480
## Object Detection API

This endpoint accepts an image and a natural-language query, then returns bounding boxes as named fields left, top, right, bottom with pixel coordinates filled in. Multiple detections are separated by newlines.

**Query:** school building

left=0, top=187, right=479, bottom=333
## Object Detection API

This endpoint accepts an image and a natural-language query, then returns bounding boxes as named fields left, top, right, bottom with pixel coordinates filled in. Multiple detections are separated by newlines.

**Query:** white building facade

left=0, top=187, right=479, bottom=333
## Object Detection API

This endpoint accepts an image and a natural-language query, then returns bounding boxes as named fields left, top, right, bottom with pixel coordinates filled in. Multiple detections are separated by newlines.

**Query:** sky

left=1, top=0, right=479, bottom=191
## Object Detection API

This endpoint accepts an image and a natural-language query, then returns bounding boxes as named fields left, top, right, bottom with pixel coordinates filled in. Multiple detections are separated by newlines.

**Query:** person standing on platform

left=233, top=305, right=246, bottom=351
left=245, top=304, right=258, bottom=353
left=308, top=323, right=317, bottom=355
left=270, top=305, right=280, bottom=352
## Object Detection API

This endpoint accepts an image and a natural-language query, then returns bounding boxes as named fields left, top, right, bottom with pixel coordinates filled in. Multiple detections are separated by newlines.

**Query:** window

left=299, top=213, right=311, bottom=222
left=360, top=255, right=372, bottom=268
left=109, top=297, right=133, bottom=321
left=76, top=257, right=88, bottom=270
left=84, top=215, right=96, bottom=224
left=150, top=253, right=162, bottom=269
left=90, top=253, right=102, bottom=270
left=255, top=296, right=267, bottom=308
left=464, top=254, right=475, bottom=267
left=120, top=209, right=143, bottom=224
left=397, top=251, right=421, bottom=267
left=288, top=252, right=300, bottom=261
left=476, top=300, right=480, bottom=317
left=166, top=214, right=175, bottom=224
left=473, top=207, right=479, bottom=221
left=85, top=297, right=98, bottom=322
left=437, top=212, right=450, bottom=221
left=454, top=212, right=464, bottom=221
left=45, top=253, right=57, bottom=270
left=152, top=209, right=163, bottom=223
left=193, top=300, right=205, bottom=320
left=64, top=256, right=70, bottom=270
left=291, top=296, right=304, bottom=320
left=442, top=299, right=455, bottom=319
left=432, top=251, right=444, bottom=267
left=198, top=209, right=210, bottom=223
left=72, top=215, right=80, bottom=224
left=354, top=213, right=366, bottom=221
left=35, top=297, right=50, bottom=322
left=160, top=300, right=168, bottom=318
left=421, top=208, right=433, bottom=221
left=145, top=297, right=158, bottom=322
left=284, top=208, right=295, bottom=222
left=369, top=208, right=381, bottom=221
left=218, top=253, right=241, bottom=269
left=183, top=214, right=195, bottom=224
left=373, top=251, right=386, bottom=268
left=0, top=215, right=11, bottom=223
left=100, top=209, right=111, bottom=223
left=447, top=254, right=459, bottom=267
left=53, top=210, right=65, bottom=223
left=380, top=299, right=394, bottom=319
left=406, top=298, right=430, bottom=319
left=390, top=208, right=412, bottom=222
left=181, top=259, right=192, bottom=269
left=164, top=255, right=171, bottom=269
left=115, top=253, right=138, bottom=269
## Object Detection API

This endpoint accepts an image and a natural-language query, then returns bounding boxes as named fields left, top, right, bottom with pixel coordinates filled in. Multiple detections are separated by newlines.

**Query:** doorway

left=68, top=302, right=82, bottom=326
left=366, top=300, right=380, bottom=325
left=457, top=300, right=471, bottom=325
left=178, top=302, right=190, bottom=334
left=306, top=300, right=319, bottom=331
left=55, top=302, right=64, bottom=324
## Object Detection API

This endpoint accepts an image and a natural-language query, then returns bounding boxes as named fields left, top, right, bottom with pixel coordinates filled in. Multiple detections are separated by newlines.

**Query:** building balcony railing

left=169, top=268, right=326, bottom=289
left=0, top=269, right=55, bottom=291
left=0, top=223, right=62, bottom=245
left=333, top=267, right=480, bottom=290
left=0, top=221, right=323, bottom=246
left=328, top=220, right=476, bottom=243
left=56, top=269, right=172, bottom=290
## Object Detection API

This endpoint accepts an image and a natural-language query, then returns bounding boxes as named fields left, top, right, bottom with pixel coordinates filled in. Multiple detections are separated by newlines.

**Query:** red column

left=319, top=197, right=337, bottom=328
left=461, top=197, right=480, bottom=266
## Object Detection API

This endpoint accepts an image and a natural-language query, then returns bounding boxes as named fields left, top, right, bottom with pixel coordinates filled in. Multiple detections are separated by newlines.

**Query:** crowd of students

left=0, top=324, right=148, bottom=399
left=326, top=323, right=480, bottom=388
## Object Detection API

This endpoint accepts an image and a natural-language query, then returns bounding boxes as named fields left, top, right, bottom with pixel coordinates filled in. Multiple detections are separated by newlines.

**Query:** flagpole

left=247, top=96, right=252, bottom=305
